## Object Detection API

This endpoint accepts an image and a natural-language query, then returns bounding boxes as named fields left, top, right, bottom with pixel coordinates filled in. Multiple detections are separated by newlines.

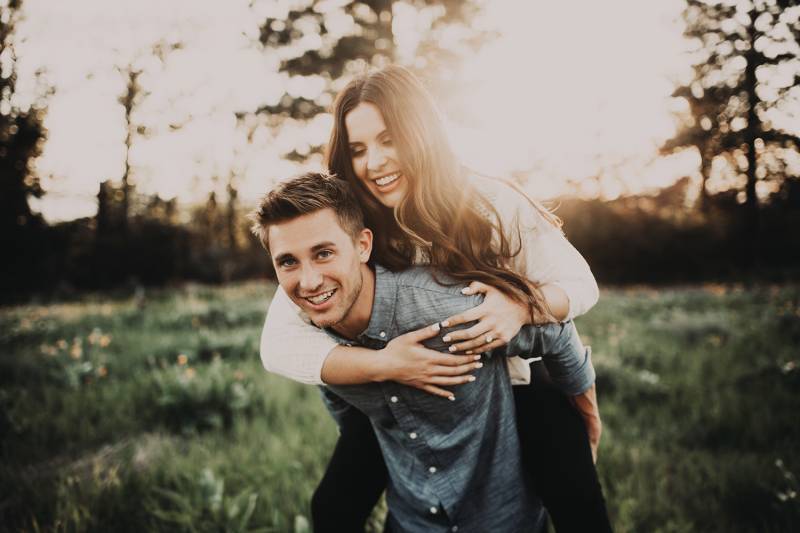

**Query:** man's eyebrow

left=311, top=242, right=337, bottom=251
left=273, top=252, right=294, bottom=264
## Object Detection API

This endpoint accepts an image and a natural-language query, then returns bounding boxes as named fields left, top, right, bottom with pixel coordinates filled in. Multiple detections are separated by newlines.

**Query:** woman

left=261, top=65, right=611, bottom=532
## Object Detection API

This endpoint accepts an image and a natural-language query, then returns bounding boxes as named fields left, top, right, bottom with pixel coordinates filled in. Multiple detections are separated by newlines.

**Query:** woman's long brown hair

left=326, top=65, right=559, bottom=321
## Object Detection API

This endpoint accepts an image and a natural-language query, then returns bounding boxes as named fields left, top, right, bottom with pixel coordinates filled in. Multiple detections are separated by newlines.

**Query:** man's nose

left=299, top=264, right=323, bottom=291
left=367, top=146, right=387, bottom=172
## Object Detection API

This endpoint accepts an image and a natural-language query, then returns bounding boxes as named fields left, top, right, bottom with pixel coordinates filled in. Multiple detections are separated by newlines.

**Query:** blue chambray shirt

left=320, top=265, right=594, bottom=533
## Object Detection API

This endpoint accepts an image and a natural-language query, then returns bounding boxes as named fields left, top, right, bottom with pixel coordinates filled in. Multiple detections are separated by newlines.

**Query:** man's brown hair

left=249, top=172, right=365, bottom=253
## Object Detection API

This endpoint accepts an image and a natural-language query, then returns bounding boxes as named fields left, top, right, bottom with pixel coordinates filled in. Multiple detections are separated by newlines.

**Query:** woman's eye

left=278, top=258, right=296, bottom=268
left=351, top=148, right=365, bottom=158
left=317, top=250, right=333, bottom=259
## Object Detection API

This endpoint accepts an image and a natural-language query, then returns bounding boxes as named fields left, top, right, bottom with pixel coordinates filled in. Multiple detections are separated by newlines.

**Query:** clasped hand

left=378, top=323, right=483, bottom=400
left=378, top=281, right=532, bottom=399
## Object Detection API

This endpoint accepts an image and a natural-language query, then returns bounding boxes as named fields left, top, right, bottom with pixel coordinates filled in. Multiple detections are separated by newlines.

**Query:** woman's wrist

left=322, top=344, right=387, bottom=384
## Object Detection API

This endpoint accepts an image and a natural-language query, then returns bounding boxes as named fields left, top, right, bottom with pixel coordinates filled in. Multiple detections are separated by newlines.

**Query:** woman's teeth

left=375, top=173, right=400, bottom=186
left=306, top=290, right=335, bottom=305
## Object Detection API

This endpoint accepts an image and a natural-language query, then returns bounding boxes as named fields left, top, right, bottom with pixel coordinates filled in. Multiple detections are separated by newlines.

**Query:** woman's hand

left=378, top=323, right=484, bottom=401
left=440, top=281, right=531, bottom=354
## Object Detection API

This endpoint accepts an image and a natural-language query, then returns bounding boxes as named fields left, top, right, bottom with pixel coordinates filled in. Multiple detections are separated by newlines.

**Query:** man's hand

left=570, top=383, right=602, bottom=463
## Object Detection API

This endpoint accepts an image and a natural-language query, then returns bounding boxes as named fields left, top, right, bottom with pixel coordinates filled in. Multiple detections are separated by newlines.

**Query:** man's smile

left=301, top=288, right=338, bottom=308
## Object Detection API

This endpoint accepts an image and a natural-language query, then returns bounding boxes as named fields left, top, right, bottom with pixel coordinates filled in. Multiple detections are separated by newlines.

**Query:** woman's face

left=345, top=102, right=409, bottom=209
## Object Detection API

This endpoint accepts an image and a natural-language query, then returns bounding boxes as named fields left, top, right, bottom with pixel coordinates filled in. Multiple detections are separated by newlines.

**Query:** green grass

left=1, top=282, right=799, bottom=532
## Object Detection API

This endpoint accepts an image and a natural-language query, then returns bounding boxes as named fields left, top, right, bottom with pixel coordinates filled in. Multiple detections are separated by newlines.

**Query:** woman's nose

left=367, top=146, right=387, bottom=171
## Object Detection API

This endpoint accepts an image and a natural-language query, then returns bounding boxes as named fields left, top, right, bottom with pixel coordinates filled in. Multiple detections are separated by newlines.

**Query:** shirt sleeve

left=500, top=186, right=600, bottom=320
left=259, top=285, right=339, bottom=385
left=502, top=321, right=596, bottom=395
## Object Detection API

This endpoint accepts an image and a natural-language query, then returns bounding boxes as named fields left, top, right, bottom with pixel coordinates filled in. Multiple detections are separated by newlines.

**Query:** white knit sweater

left=259, top=175, right=599, bottom=385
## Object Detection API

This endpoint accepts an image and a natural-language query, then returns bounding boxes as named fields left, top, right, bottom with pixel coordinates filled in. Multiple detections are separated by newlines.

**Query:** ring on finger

left=485, top=334, right=494, bottom=344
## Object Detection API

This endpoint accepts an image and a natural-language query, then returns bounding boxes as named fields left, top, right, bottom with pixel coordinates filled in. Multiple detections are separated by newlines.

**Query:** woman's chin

left=373, top=181, right=408, bottom=209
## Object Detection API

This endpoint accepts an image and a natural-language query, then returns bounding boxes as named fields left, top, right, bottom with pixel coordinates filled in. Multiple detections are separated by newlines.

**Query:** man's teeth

left=375, top=173, right=400, bottom=186
left=306, top=290, right=335, bottom=305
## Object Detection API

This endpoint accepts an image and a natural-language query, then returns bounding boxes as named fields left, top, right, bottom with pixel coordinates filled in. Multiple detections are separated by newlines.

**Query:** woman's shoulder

left=467, top=173, right=559, bottom=233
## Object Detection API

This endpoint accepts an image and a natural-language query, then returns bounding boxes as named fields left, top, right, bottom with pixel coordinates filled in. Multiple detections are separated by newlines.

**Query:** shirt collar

left=360, top=264, right=398, bottom=342
left=324, top=264, right=398, bottom=345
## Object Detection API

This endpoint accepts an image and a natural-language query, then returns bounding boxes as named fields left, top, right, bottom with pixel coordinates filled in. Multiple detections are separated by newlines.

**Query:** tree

left=253, top=0, right=490, bottom=157
left=0, top=0, right=48, bottom=298
left=663, top=0, right=800, bottom=222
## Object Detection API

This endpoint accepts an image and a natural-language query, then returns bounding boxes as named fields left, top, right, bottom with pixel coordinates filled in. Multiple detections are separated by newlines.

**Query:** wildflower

left=70, top=339, right=83, bottom=359
left=233, top=371, right=245, bottom=381
left=88, top=328, right=102, bottom=345
left=57, top=339, right=68, bottom=350
left=184, top=367, right=196, bottom=379
left=97, top=366, right=108, bottom=378
left=99, top=335, right=111, bottom=347
left=177, top=354, right=188, bottom=366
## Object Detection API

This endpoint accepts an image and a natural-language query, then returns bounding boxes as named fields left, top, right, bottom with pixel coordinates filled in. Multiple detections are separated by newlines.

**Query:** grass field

left=1, top=282, right=799, bottom=532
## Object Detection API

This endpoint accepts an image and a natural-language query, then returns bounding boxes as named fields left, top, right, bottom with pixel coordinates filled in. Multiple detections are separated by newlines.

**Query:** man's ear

left=357, top=228, right=373, bottom=263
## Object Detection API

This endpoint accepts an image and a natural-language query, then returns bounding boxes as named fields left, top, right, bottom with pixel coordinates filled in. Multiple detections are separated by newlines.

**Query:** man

left=251, top=173, right=600, bottom=533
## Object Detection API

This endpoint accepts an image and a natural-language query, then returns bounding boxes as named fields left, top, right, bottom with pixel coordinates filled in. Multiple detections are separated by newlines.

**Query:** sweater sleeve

left=259, top=285, right=339, bottom=385
left=488, top=180, right=599, bottom=320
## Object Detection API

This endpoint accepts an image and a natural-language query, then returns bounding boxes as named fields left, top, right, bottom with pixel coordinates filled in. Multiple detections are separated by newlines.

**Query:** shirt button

left=390, top=396, right=398, bottom=403
left=379, top=331, right=386, bottom=338
left=429, top=506, right=438, bottom=515
left=409, top=432, right=418, bottom=440
left=428, top=466, right=437, bottom=473
left=451, top=526, right=459, bottom=532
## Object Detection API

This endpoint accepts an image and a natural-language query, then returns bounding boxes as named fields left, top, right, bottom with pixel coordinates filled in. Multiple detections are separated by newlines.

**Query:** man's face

left=268, top=208, right=372, bottom=330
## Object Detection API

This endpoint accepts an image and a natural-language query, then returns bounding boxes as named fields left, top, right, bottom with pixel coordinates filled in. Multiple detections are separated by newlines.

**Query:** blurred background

left=1, top=0, right=799, bottom=532
left=2, top=0, right=798, bottom=297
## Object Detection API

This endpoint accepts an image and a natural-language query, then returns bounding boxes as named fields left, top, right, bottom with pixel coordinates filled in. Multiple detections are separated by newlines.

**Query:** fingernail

left=465, top=350, right=473, bottom=355
left=432, top=323, right=441, bottom=332
left=468, top=376, right=476, bottom=382
left=442, top=335, right=451, bottom=342
left=441, top=320, right=450, bottom=327
left=448, top=395, right=456, bottom=401
left=473, top=354, right=482, bottom=361
left=461, top=287, right=470, bottom=294
left=449, top=345, right=457, bottom=352
left=475, top=362, right=483, bottom=368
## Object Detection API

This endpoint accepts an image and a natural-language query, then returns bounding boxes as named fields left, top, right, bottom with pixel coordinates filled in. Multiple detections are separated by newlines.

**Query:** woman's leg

left=311, top=407, right=388, bottom=533
left=513, top=362, right=613, bottom=533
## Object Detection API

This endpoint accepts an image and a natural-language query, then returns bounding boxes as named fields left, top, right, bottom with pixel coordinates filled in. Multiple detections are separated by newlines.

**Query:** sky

left=13, top=0, right=697, bottom=222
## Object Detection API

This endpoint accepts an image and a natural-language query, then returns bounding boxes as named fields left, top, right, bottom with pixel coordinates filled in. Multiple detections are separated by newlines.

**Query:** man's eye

left=382, top=138, right=393, bottom=146
left=278, top=258, right=297, bottom=268
left=317, top=250, right=333, bottom=259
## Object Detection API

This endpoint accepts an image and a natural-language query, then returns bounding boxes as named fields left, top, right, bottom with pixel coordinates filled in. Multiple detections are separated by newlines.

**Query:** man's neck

left=331, top=264, right=375, bottom=340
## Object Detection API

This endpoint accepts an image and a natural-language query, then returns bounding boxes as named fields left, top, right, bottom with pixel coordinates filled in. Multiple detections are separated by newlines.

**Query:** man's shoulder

left=392, top=266, right=469, bottom=299
left=385, top=267, right=481, bottom=333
